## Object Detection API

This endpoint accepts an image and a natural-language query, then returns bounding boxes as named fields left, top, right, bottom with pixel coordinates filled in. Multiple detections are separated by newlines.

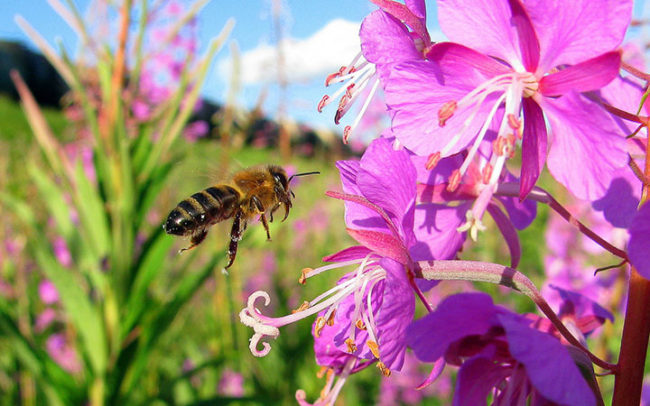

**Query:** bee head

left=268, top=165, right=290, bottom=192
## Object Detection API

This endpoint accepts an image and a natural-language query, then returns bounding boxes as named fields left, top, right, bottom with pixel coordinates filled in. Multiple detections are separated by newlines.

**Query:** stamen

left=507, top=113, right=521, bottom=130
left=292, top=301, right=310, bottom=313
left=314, top=316, right=327, bottom=338
left=316, top=366, right=328, bottom=379
left=447, top=170, right=462, bottom=192
left=438, top=101, right=457, bottom=127
left=367, top=340, right=380, bottom=359
left=345, top=338, right=357, bottom=353
left=356, top=319, right=366, bottom=330
left=377, top=361, right=391, bottom=377
left=482, top=163, right=493, bottom=184
left=317, top=95, right=329, bottom=113
left=299, top=268, right=311, bottom=284
left=327, top=310, right=336, bottom=326
left=425, top=152, right=442, bottom=170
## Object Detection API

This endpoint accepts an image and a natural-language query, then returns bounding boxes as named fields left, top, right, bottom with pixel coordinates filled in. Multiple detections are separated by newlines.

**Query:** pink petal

left=499, top=313, right=596, bottom=406
left=411, top=203, right=467, bottom=261
left=358, top=138, right=416, bottom=239
left=426, top=42, right=511, bottom=78
left=384, top=60, right=500, bottom=156
left=506, top=0, right=540, bottom=71
left=542, top=92, right=627, bottom=200
left=369, top=0, right=430, bottom=45
left=524, top=0, right=632, bottom=72
left=360, top=9, right=421, bottom=75
left=346, top=229, right=409, bottom=264
left=374, top=258, right=414, bottom=370
left=322, top=246, right=373, bottom=263
left=539, top=51, right=621, bottom=96
left=519, top=98, right=547, bottom=200
left=407, top=293, right=497, bottom=363
left=454, top=357, right=512, bottom=406
left=487, top=204, right=521, bottom=268
left=437, top=0, right=525, bottom=68
left=628, top=203, right=650, bottom=280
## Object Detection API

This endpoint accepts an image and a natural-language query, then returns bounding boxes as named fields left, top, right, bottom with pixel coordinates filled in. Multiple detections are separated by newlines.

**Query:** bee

left=163, top=165, right=319, bottom=268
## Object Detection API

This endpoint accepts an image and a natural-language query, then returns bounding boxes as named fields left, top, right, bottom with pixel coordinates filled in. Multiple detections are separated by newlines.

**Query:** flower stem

left=612, top=268, right=650, bottom=405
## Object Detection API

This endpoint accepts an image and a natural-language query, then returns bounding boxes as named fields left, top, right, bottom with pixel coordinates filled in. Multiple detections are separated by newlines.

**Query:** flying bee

left=163, top=165, right=319, bottom=268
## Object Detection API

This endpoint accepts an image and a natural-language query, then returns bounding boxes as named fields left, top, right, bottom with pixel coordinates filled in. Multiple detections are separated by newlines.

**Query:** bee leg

left=260, top=213, right=271, bottom=241
left=226, top=211, right=244, bottom=269
left=179, top=229, right=208, bottom=253
left=281, top=201, right=291, bottom=222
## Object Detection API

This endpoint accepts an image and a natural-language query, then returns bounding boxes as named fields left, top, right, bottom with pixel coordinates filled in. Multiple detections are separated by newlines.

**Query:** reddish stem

left=612, top=269, right=650, bottom=405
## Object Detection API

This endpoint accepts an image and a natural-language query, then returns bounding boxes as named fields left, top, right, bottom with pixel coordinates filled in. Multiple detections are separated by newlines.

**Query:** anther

left=345, top=338, right=357, bottom=353
left=377, top=361, right=391, bottom=377
left=425, top=151, right=442, bottom=170
left=317, top=95, right=329, bottom=113
left=299, top=268, right=312, bottom=285
left=482, top=163, right=493, bottom=184
left=507, top=114, right=521, bottom=130
left=326, top=310, right=336, bottom=326
left=447, top=169, right=462, bottom=192
left=343, top=126, right=351, bottom=144
left=316, top=366, right=329, bottom=379
left=438, top=101, right=457, bottom=127
left=366, top=340, right=380, bottom=359
left=314, top=316, right=327, bottom=338
left=292, top=301, right=310, bottom=313
left=355, top=319, right=366, bottom=330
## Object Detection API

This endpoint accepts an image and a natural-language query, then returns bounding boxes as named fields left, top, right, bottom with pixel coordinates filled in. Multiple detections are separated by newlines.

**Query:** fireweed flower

left=383, top=0, right=632, bottom=205
left=318, top=0, right=431, bottom=142
left=408, top=292, right=598, bottom=406
left=241, top=138, right=464, bottom=404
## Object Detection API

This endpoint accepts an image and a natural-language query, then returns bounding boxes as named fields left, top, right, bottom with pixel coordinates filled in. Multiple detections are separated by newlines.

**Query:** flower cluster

left=242, top=0, right=650, bottom=404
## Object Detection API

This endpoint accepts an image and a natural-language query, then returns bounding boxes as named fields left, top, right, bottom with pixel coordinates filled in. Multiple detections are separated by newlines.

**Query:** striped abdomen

left=164, top=186, right=240, bottom=236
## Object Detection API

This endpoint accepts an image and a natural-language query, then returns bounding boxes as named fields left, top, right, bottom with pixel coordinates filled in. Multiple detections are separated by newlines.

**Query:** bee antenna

left=288, top=171, right=320, bottom=183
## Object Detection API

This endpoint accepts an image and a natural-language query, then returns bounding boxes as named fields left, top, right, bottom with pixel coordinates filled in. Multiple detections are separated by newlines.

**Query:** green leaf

left=28, top=164, right=74, bottom=240
left=72, top=161, right=111, bottom=258
left=121, top=230, right=174, bottom=337
left=118, top=253, right=223, bottom=402
left=34, top=247, right=108, bottom=375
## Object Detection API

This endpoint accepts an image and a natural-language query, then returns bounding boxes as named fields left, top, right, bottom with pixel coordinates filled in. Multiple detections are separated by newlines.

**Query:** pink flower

left=38, top=280, right=59, bottom=305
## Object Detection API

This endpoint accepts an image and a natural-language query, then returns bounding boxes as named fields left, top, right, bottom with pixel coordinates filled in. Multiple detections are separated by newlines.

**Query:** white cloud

left=218, top=18, right=361, bottom=85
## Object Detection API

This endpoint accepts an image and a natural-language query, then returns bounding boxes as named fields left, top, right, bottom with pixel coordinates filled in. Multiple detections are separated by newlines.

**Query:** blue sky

left=1, top=1, right=648, bottom=132
left=0, top=0, right=394, bottom=131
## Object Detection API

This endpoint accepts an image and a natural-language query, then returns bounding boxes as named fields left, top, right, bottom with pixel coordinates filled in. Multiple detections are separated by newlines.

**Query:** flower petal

left=498, top=312, right=596, bottom=406
left=411, top=203, right=467, bottom=261
left=369, top=0, right=430, bottom=45
left=323, top=246, right=374, bottom=263
left=539, top=51, right=621, bottom=96
left=375, top=258, right=415, bottom=370
left=454, top=356, right=512, bottom=406
left=347, top=229, right=409, bottom=264
left=524, top=0, right=632, bottom=72
left=360, top=9, right=421, bottom=81
left=487, top=204, right=521, bottom=269
left=358, top=138, right=417, bottom=241
left=384, top=60, right=501, bottom=156
left=542, top=92, right=627, bottom=200
left=407, top=293, right=497, bottom=362
left=628, top=203, right=650, bottom=280
left=426, top=42, right=511, bottom=78
left=497, top=172, right=538, bottom=229
left=437, top=0, right=525, bottom=68
left=519, top=98, right=547, bottom=200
